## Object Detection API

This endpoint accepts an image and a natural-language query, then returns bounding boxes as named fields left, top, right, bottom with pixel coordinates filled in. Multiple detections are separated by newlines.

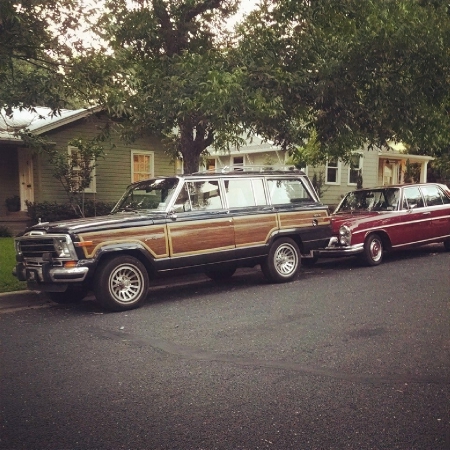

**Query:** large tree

left=0, top=0, right=87, bottom=113
left=79, top=0, right=247, bottom=173
left=236, top=0, right=450, bottom=164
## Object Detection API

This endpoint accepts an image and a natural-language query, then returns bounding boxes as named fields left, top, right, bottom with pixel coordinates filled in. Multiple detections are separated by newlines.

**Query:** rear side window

left=421, top=185, right=450, bottom=206
left=267, top=179, right=315, bottom=205
left=402, top=186, right=425, bottom=209
left=225, top=178, right=267, bottom=208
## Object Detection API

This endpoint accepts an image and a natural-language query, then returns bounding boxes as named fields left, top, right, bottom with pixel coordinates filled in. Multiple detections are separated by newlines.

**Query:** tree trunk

left=179, top=121, right=214, bottom=174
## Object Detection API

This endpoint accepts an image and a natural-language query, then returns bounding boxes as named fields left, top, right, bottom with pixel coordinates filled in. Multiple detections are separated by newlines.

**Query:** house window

left=205, top=158, right=216, bottom=171
left=132, top=151, right=154, bottom=182
left=68, top=146, right=96, bottom=193
left=326, top=158, right=340, bottom=184
left=348, top=155, right=362, bottom=185
left=233, top=156, right=244, bottom=170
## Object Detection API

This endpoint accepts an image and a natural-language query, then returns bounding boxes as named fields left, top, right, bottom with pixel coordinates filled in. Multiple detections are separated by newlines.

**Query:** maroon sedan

left=319, top=183, right=450, bottom=265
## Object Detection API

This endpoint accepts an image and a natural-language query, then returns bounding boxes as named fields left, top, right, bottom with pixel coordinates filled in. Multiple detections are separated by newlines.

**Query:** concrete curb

left=0, top=290, right=53, bottom=312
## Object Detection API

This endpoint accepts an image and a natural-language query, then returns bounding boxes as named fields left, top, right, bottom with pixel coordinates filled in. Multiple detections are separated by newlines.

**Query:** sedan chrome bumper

left=318, top=237, right=364, bottom=258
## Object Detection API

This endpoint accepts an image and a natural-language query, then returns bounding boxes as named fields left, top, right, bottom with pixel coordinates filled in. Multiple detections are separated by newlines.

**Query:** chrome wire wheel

left=108, top=264, right=146, bottom=303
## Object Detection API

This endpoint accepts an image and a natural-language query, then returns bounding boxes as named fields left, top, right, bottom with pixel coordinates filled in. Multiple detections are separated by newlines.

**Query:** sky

left=229, top=0, right=260, bottom=25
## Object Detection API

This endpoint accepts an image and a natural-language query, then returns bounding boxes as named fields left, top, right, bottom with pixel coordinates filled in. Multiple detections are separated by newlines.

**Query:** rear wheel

left=261, top=238, right=300, bottom=282
left=48, top=287, right=88, bottom=304
left=94, top=255, right=149, bottom=312
left=205, top=265, right=237, bottom=282
left=361, top=234, right=383, bottom=266
left=444, top=239, right=450, bottom=251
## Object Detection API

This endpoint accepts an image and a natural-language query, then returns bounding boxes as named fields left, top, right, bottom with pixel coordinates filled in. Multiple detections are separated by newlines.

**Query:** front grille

left=16, top=233, right=78, bottom=261
left=18, top=238, right=59, bottom=258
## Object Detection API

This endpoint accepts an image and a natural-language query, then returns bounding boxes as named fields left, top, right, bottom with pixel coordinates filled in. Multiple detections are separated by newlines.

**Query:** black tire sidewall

left=94, top=255, right=149, bottom=311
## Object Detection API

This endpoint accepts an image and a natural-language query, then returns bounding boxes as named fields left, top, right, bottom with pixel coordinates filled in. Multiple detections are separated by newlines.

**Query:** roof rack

left=190, top=165, right=302, bottom=175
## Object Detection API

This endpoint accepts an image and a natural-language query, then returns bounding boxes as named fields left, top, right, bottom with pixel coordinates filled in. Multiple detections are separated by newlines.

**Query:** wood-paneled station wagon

left=13, top=170, right=331, bottom=311
left=319, top=183, right=450, bottom=266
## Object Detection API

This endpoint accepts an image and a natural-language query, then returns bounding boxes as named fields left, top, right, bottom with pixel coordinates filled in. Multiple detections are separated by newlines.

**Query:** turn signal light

left=64, top=261, right=77, bottom=268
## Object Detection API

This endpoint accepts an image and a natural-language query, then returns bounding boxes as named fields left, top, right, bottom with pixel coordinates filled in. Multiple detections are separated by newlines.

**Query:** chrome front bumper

left=14, top=261, right=89, bottom=284
left=318, top=237, right=364, bottom=258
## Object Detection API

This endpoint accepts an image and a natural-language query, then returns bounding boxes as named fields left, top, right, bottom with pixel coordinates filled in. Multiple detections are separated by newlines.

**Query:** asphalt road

left=1, top=245, right=449, bottom=450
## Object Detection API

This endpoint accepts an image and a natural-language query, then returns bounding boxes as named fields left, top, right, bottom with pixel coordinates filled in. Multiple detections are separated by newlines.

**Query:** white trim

left=68, top=146, right=96, bottom=193
left=325, top=158, right=341, bottom=185
left=348, top=154, right=363, bottom=186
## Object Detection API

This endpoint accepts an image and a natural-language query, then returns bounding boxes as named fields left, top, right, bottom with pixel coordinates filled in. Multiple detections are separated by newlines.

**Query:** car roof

left=348, top=183, right=446, bottom=192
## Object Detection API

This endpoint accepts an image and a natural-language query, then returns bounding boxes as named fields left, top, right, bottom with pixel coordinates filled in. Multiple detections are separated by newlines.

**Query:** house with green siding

left=0, top=107, right=176, bottom=234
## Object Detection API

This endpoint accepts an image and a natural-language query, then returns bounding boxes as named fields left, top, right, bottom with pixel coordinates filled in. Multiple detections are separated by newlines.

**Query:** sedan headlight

left=338, top=225, right=351, bottom=246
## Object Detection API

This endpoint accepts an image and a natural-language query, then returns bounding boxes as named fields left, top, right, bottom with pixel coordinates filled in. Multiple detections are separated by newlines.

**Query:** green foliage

left=0, top=0, right=87, bottom=110
left=26, top=199, right=116, bottom=223
left=0, top=238, right=26, bottom=293
left=47, top=137, right=104, bottom=203
left=5, top=195, right=20, bottom=212
left=237, top=0, right=450, bottom=161
left=404, top=160, right=421, bottom=183
left=75, top=0, right=247, bottom=173
left=0, top=226, right=13, bottom=237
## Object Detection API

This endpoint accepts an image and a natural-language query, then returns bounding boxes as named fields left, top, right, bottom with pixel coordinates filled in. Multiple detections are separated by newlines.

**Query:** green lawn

left=0, top=238, right=26, bottom=293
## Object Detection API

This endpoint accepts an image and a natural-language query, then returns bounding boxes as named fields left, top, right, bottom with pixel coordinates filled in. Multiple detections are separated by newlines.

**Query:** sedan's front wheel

left=94, top=255, right=149, bottom=312
left=261, top=238, right=300, bottom=282
left=361, top=234, right=383, bottom=266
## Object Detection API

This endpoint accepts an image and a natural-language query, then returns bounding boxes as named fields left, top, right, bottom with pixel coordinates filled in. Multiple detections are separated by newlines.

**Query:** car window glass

left=268, top=179, right=314, bottom=205
left=421, top=185, right=446, bottom=206
left=402, top=186, right=425, bottom=209
left=252, top=179, right=267, bottom=205
left=183, top=180, right=223, bottom=211
left=224, top=178, right=267, bottom=207
left=225, top=179, right=256, bottom=207
left=114, top=178, right=179, bottom=213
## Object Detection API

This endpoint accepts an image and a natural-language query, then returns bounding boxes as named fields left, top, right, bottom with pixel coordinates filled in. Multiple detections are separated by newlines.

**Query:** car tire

left=205, top=265, right=237, bottom=282
left=47, top=287, right=88, bottom=304
left=444, top=240, right=450, bottom=251
left=94, top=255, right=149, bottom=312
left=261, top=237, right=300, bottom=282
left=361, top=234, right=383, bottom=266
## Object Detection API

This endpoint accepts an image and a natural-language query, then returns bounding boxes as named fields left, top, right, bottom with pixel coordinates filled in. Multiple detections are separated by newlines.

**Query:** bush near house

left=0, top=238, right=26, bottom=293
left=26, top=200, right=116, bottom=224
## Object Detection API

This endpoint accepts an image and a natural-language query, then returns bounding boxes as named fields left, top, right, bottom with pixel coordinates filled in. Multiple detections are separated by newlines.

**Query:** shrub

left=26, top=200, right=116, bottom=224
left=0, top=226, right=13, bottom=237
left=5, top=195, right=20, bottom=212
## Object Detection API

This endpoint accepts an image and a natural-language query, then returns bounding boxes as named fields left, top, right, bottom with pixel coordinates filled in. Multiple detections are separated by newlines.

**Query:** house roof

left=208, top=135, right=283, bottom=156
left=0, top=106, right=100, bottom=143
left=378, top=151, right=434, bottom=163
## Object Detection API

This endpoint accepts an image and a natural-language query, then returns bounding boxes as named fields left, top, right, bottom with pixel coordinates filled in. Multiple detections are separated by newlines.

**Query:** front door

left=18, top=149, right=34, bottom=211
left=167, top=179, right=235, bottom=267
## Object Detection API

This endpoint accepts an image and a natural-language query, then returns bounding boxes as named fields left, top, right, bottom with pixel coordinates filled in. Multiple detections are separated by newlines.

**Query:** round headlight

left=338, top=225, right=351, bottom=246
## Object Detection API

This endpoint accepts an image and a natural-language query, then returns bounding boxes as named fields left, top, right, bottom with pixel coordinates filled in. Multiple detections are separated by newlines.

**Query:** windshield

left=337, top=188, right=400, bottom=213
left=112, top=178, right=180, bottom=213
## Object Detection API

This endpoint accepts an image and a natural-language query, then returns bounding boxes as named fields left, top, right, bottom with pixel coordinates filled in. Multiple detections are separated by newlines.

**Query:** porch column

left=420, top=161, right=429, bottom=183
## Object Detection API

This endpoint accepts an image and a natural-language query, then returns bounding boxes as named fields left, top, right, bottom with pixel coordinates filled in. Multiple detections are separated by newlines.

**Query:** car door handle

left=422, top=212, right=431, bottom=215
